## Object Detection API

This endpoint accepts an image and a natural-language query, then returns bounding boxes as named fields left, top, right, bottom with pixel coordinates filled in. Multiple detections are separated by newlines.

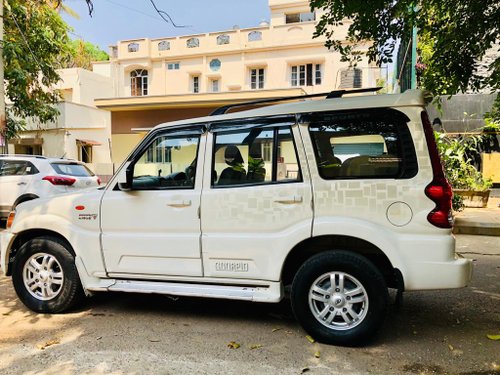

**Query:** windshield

left=51, top=162, right=95, bottom=177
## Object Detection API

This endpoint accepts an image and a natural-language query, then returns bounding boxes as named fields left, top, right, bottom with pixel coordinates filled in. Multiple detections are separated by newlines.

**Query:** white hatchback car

left=0, top=90, right=472, bottom=346
left=0, top=155, right=100, bottom=219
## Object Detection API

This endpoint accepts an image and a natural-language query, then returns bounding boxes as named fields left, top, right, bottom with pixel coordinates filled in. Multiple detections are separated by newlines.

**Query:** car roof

left=151, top=89, right=425, bottom=132
left=0, top=155, right=82, bottom=164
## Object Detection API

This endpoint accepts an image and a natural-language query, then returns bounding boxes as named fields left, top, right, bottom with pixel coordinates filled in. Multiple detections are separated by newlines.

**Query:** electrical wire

left=148, top=0, right=190, bottom=28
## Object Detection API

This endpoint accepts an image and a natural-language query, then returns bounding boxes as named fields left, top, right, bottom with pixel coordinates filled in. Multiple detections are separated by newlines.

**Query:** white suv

left=0, top=155, right=100, bottom=220
left=0, top=90, right=472, bottom=346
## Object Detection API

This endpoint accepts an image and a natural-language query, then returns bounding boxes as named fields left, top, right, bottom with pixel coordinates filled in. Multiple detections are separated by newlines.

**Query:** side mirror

left=117, top=162, right=133, bottom=191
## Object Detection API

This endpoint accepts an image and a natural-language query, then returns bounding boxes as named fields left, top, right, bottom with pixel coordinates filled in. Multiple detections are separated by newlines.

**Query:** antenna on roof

left=210, top=87, right=382, bottom=116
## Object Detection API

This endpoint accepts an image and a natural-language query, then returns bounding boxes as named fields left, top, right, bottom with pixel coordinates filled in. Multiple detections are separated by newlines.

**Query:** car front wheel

left=291, top=251, right=389, bottom=346
left=12, top=236, right=84, bottom=313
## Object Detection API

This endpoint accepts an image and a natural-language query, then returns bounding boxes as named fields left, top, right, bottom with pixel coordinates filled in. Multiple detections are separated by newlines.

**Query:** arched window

left=248, top=31, right=262, bottom=42
left=217, top=34, right=230, bottom=45
left=187, top=38, right=200, bottom=48
left=130, top=69, right=148, bottom=96
left=158, top=41, right=170, bottom=51
left=128, top=43, right=139, bottom=52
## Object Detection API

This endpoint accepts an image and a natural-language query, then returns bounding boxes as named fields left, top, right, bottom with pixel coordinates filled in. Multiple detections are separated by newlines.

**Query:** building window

left=285, top=12, right=315, bottom=24
left=210, top=79, right=220, bottom=93
left=250, top=68, right=265, bottom=89
left=78, top=144, right=93, bottom=163
left=315, top=64, right=322, bottom=85
left=191, top=76, right=200, bottom=93
left=291, top=63, right=322, bottom=86
left=158, top=40, right=170, bottom=51
left=187, top=37, right=200, bottom=48
left=217, top=34, right=230, bottom=45
left=167, top=62, right=180, bottom=70
left=248, top=31, right=262, bottom=42
left=130, top=69, right=148, bottom=96
left=128, top=42, right=139, bottom=52
left=209, top=58, right=221, bottom=72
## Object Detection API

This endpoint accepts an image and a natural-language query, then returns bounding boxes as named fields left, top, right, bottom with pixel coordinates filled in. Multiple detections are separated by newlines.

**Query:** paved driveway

left=0, top=235, right=499, bottom=375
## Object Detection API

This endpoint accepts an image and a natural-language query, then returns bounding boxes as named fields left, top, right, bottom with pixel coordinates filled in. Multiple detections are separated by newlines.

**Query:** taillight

left=97, top=177, right=101, bottom=185
left=42, top=175, right=76, bottom=186
left=421, top=111, right=453, bottom=228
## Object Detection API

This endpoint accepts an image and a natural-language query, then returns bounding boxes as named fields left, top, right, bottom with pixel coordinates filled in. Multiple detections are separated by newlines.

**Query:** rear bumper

left=403, top=255, right=473, bottom=290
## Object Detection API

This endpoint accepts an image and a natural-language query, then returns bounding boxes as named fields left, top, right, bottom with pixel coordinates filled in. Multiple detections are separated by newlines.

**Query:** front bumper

left=0, top=230, right=15, bottom=276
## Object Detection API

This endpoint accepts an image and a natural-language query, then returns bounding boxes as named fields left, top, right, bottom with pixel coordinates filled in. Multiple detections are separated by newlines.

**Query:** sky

left=62, top=0, right=270, bottom=51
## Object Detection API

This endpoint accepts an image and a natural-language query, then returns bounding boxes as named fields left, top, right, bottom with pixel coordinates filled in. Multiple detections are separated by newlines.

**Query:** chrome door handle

left=167, top=200, right=192, bottom=208
left=17, top=182, right=27, bottom=186
left=274, top=196, right=303, bottom=204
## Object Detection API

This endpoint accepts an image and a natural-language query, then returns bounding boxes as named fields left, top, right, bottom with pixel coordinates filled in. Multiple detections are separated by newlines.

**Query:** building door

left=100, top=126, right=205, bottom=278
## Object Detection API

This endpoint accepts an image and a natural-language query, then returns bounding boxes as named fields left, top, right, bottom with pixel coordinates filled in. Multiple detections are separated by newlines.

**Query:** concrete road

left=0, top=235, right=498, bottom=375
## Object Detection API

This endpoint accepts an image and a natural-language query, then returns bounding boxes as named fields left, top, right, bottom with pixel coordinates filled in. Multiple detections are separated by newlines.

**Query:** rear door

left=0, top=160, right=37, bottom=215
left=200, top=116, right=313, bottom=281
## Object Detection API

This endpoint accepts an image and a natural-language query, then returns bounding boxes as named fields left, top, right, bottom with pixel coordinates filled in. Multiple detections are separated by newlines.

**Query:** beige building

left=93, top=0, right=384, bottom=165
left=8, top=68, right=114, bottom=178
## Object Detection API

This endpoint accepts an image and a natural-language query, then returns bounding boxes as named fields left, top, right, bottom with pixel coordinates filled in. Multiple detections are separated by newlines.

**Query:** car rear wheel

left=12, top=236, right=85, bottom=313
left=291, top=251, right=388, bottom=346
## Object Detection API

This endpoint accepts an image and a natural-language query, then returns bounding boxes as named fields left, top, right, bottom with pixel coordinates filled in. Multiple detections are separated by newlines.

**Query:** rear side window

left=51, top=163, right=95, bottom=177
left=211, top=120, right=301, bottom=187
left=0, top=160, right=39, bottom=176
left=305, top=108, right=417, bottom=179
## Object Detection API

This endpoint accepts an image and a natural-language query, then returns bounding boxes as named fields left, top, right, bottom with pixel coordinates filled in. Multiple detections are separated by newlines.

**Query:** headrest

left=225, top=145, right=244, bottom=166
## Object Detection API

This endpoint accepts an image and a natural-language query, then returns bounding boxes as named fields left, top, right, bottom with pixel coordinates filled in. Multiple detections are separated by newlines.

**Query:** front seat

left=218, top=145, right=246, bottom=185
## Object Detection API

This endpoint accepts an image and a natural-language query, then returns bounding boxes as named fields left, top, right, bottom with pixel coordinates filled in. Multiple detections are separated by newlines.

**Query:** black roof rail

left=210, top=87, right=382, bottom=116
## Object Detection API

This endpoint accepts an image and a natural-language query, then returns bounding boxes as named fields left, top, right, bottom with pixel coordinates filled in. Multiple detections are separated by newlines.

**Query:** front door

left=200, top=117, right=313, bottom=281
left=100, top=126, right=205, bottom=278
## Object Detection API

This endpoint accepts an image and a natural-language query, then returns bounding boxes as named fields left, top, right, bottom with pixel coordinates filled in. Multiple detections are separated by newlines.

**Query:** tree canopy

left=63, top=39, right=109, bottom=70
left=3, top=0, right=71, bottom=124
left=311, top=0, right=500, bottom=97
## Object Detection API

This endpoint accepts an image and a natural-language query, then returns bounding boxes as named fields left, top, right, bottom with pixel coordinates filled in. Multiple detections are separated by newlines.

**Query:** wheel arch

left=13, top=194, right=39, bottom=208
left=281, top=235, right=400, bottom=289
left=5, top=229, right=75, bottom=276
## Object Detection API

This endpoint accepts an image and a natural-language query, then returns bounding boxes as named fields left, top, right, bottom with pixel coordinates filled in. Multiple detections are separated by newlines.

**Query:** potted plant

left=436, top=131, right=493, bottom=210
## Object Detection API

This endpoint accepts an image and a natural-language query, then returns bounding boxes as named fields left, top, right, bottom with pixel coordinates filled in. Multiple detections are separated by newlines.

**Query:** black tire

left=291, top=251, right=389, bottom=346
left=12, top=236, right=85, bottom=313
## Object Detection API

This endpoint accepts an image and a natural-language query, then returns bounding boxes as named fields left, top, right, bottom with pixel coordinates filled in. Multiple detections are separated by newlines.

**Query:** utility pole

left=0, top=0, right=5, bottom=153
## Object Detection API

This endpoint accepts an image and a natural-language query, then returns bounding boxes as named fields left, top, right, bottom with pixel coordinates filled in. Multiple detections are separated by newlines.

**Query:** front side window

left=212, top=124, right=301, bottom=187
left=291, top=64, right=322, bottom=86
left=130, top=69, right=148, bottom=96
left=250, top=68, right=265, bottom=89
left=133, top=133, right=200, bottom=190
left=307, top=109, right=418, bottom=179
